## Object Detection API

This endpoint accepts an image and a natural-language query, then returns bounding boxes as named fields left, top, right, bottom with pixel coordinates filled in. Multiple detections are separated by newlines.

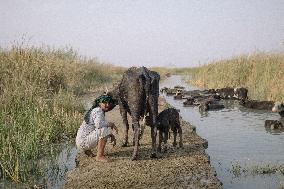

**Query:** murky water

left=42, top=142, right=77, bottom=189
left=161, top=75, right=284, bottom=189
left=0, top=141, right=77, bottom=189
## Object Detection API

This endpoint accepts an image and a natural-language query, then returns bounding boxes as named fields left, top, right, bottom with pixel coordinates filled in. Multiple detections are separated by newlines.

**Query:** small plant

left=251, top=164, right=284, bottom=175
left=231, top=162, right=242, bottom=177
left=230, top=163, right=284, bottom=177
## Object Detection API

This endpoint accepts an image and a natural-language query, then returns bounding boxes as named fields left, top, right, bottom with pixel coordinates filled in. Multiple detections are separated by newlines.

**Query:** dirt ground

left=64, top=98, right=222, bottom=189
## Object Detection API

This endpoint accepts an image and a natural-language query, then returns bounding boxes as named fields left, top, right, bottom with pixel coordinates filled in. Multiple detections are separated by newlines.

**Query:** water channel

left=160, top=75, right=284, bottom=189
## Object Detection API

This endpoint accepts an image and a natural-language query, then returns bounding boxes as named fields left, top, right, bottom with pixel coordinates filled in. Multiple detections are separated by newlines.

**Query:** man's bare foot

left=96, top=156, right=112, bottom=162
left=84, top=150, right=95, bottom=157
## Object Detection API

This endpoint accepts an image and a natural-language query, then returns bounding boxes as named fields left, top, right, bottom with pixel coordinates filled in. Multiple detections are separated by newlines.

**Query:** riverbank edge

left=64, top=97, right=222, bottom=189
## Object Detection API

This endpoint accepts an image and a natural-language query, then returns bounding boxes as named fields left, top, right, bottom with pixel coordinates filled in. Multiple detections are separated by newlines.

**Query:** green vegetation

left=176, top=52, right=284, bottom=101
left=251, top=164, right=284, bottom=175
left=230, top=162, right=284, bottom=177
left=231, top=162, right=243, bottom=177
left=0, top=46, right=124, bottom=182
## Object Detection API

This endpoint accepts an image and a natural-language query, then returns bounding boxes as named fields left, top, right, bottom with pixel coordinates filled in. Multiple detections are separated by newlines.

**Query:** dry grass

left=177, top=52, right=284, bottom=101
left=150, top=67, right=172, bottom=80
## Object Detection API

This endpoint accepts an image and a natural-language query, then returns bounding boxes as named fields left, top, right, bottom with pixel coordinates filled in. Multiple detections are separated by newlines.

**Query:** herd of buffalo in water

left=160, top=85, right=284, bottom=132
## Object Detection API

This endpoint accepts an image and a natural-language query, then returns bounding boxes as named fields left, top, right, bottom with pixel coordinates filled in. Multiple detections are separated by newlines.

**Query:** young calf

left=146, top=108, right=183, bottom=152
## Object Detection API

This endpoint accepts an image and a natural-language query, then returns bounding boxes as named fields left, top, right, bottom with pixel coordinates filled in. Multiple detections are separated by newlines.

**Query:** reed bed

left=178, top=52, right=284, bottom=101
left=0, top=46, right=124, bottom=183
left=150, top=67, right=173, bottom=80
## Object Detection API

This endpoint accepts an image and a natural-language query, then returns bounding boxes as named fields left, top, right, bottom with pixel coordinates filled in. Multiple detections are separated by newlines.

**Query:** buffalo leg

left=148, top=112, right=158, bottom=158
left=149, top=97, right=158, bottom=158
left=132, top=123, right=140, bottom=146
left=163, top=130, right=168, bottom=152
left=131, top=120, right=140, bottom=160
left=157, top=130, right=162, bottom=152
left=178, top=126, right=183, bottom=148
left=173, top=128, right=177, bottom=147
left=120, top=108, right=129, bottom=147
left=176, top=118, right=183, bottom=148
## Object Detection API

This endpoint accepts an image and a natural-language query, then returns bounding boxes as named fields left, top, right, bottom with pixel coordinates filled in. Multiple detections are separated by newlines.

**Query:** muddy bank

left=64, top=98, right=222, bottom=189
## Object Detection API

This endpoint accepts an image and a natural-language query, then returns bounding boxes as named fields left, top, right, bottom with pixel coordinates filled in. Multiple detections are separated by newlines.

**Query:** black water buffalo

left=216, top=87, right=248, bottom=100
left=174, top=85, right=185, bottom=90
left=183, top=98, right=195, bottom=106
left=160, top=87, right=169, bottom=93
left=108, top=67, right=160, bottom=160
left=215, top=87, right=234, bottom=99
left=198, top=100, right=225, bottom=112
left=264, top=120, right=283, bottom=129
left=272, top=102, right=284, bottom=117
left=173, top=91, right=185, bottom=100
left=233, top=87, right=248, bottom=100
left=165, top=88, right=182, bottom=96
left=239, top=99, right=275, bottom=110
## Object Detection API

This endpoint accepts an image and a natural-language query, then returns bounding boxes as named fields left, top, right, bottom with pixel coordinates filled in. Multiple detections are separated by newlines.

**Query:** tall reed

left=0, top=45, right=124, bottom=182
left=179, top=52, right=284, bottom=101
left=150, top=67, right=173, bottom=79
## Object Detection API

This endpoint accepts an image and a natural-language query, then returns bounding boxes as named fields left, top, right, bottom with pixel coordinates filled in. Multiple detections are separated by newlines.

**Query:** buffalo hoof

left=132, top=141, right=141, bottom=146
left=150, top=152, right=158, bottom=159
left=121, top=142, right=128, bottom=147
left=157, top=146, right=162, bottom=152
left=131, top=155, right=138, bottom=161
left=163, top=146, right=168, bottom=152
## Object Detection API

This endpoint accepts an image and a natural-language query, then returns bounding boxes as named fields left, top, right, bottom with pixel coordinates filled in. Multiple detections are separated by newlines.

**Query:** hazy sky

left=1, top=0, right=283, bottom=67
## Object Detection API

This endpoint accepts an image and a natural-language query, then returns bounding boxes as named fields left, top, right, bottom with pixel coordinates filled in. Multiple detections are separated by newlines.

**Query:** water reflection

left=161, top=75, right=284, bottom=189
left=0, top=142, right=77, bottom=189
left=43, top=142, right=77, bottom=189
left=199, top=109, right=209, bottom=118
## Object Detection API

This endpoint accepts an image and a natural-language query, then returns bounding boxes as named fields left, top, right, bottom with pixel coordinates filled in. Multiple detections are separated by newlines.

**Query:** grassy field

left=0, top=46, right=125, bottom=182
left=175, top=52, right=284, bottom=101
